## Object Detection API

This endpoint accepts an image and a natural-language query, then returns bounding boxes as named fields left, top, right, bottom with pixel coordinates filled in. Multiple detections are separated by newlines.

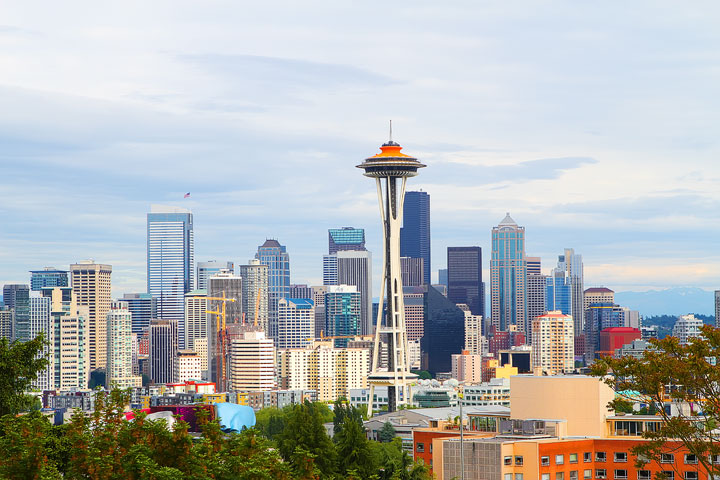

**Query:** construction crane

left=305, top=330, right=364, bottom=344
left=206, top=292, right=236, bottom=392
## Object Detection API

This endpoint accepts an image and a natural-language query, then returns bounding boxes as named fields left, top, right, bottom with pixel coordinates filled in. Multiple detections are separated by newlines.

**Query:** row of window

left=534, top=471, right=698, bottom=480
left=532, top=451, right=704, bottom=465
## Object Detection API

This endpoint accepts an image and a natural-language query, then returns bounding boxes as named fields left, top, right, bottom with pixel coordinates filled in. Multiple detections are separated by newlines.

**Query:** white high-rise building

left=106, top=301, right=141, bottom=388
left=43, top=287, right=89, bottom=389
left=532, top=311, right=574, bottom=375
left=336, top=251, right=373, bottom=336
left=277, top=342, right=370, bottom=402
left=29, top=292, right=53, bottom=391
left=228, top=330, right=275, bottom=391
left=451, top=350, right=483, bottom=383
left=183, top=290, right=208, bottom=351
left=239, top=259, right=269, bottom=333
left=460, top=303, right=485, bottom=355
left=193, top=337, right=209, bottom=378
left=277, top=298, right=314, bottom=349
left=147, top=205, right=194, bottom=342
left=672, top=314, right=703, bottom=345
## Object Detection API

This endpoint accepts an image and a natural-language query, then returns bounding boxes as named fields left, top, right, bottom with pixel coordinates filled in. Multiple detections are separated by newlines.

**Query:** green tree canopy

left=592, top=325, right=720, bottom=478
left=277, top=401, right=337, bottom=478
left=378, top=421, right=396, bottom=443
left=0, top=333, right=49, bottom=418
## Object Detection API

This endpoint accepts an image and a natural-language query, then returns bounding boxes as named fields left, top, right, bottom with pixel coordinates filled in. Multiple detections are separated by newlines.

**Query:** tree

left=335, top=416, right=374, bottom=478
left=411, top=370, right=432, bottom=380
left=591, top=325, right=720, bottom=478
left=333, top=398, right=363, bottom=437
left=0, top=333, right=49, bottom=418
left=277, top=401, right=337, bottom=477
left=379, top=421, right=396, bottom=443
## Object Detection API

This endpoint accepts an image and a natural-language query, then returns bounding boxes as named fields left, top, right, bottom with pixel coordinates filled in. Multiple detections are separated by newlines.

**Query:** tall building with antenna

left=357, top=124, right=425, bottom=414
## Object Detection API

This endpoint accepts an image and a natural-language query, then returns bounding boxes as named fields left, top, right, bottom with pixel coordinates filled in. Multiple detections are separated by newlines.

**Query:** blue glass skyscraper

left=2, top=284, right=29, bottom=341
left=546, top=274, right=572, bottom=315
left=29, top=268, right=69, bottom=291
left=256, top=239, right=290, bottom=340
left=324, top=285, right=361, bottom=347
left=400, top=191, right=431, bottom=285
left=147, top=205, right=194, bottom=330
left=490, top=213, right=527, bottom=334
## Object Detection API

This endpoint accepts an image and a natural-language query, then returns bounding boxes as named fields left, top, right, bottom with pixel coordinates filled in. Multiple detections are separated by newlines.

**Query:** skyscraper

left=400, top=191, right=431, bottom=285
left=551, top=249, right=584, bottom=335
left=196, top=260, right=234, bottom=290
left=421, top=285, right=465, bottom=375
left=29, top=268, right=68, bottom=291
left=490, top=213, right=527, bottom=334
left=526, top=256, right=547, bottom=343
left=277, top=298, right=314, bottom=349
left=289, top=284, right=313, bottom=299
left=147, top=205, right=194, bottom=325
left=256, top=239, right=290, bottom=341
left=358, top=132, right=424, bottom=413
left=532, top=311, right=574, bottom=375
left=150, top=319, right=178, bottom=384
left=106, top=301, right=140, bottom=388
left=3, top=284, right=29, bottom=341
left=584, top=303, right=625, bottom=364
left=0, top=307, right=12, bottom=340
left=328, top=227, right=366, bottom=254
left=239, top=259, right=269, bottom=333
left=121, top=293, right=157, bottom=335
left=400, top=257, right=424, bottom=287
left=70, top=261, right=112, bottom=371
left=228, top=330, right=275, bottom=391
left=28, top=292, right=53, bottom=391
left=336, top=250, right=373, bottom=336
left=183, top=289, right=208, bottom=351
left=447, top=247, right=483, bottom=317
left=324, top=285, right=361, bottom=347
left=42, top=286, right=89, bottom=389
left=208, top=270, right=242, bottom=325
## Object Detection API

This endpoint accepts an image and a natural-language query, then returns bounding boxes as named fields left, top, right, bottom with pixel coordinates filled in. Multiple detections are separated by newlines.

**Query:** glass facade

left=328, top=227, right=366, bottom=254
left=3, top=284, right=30, bottom=341
left=256, top=239, right=290, bottom=340
left=324, top=286, right=361, bottom=347
left=400, top=191, right=431, bottom=285
left=421, top=285, right=465, bottom=374
left=30, top=268, right=69, bottom=291
left=546, top=274, right=572, bottom=316
left=447, top=246, right=483, bottom=317
left=490, top=214, right=527, bottom=333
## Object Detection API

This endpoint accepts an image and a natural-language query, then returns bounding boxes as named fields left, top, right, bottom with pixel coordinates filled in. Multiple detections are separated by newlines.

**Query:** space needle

left=357, top=123, right=426, bottom=415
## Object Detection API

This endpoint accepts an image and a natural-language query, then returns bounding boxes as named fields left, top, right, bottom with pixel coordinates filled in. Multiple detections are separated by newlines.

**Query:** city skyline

left=1, top=2, right=720, bottom=300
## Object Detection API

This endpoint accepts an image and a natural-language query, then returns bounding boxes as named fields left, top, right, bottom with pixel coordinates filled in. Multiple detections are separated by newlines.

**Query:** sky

left=1, top=1, right=719, bottom=301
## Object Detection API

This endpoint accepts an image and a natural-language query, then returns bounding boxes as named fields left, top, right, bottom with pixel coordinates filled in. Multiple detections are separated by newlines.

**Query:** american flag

left=184, top=192, right=190, bottom=198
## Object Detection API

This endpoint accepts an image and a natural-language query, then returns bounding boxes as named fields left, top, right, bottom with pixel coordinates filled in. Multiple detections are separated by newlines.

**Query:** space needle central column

left=357, top=127, right=425, bottom=416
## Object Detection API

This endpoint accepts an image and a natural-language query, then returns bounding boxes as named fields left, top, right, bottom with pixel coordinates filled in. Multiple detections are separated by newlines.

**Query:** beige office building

left=460, top=303, right=484, bottom=355
left=228, top=330, right=275, bottom=391
left=277, top=342, right=370, bottom=402
left=70, top=261, right=112, bottom=371
left=175, top=350, right=202, bottom=382
left=583, top=287, right=614, bottom=311
left=451, top=350, right=483, bottom=383
left=531, top=310, right=574, bottom=375
left=184, top=289, right=208, bottom=351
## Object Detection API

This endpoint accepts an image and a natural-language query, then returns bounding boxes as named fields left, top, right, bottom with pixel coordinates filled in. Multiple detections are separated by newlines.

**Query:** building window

left=556, top=454, right=565, bottom=465
left=583, top=470, right=592, bottom=479
left=515, top=474, right=523, bottom=480
left=638, top=471, right=651, bottom=480
left=569, top=471, right=578, bottom=480
left=541, top=456, right=550, bottom=466
left=556, top=473, right=564, bottom=480
left=596, top=469, right=607, bottom=479
left=662, top=472, right=674, bottom=480
left=504, top=456, right=512, bottom=466
left=615, top=470, right=628, bottom=479
left=614, top=452, right=628, bottom=463
left=684, top=454, right=697, bottom=464
left=596, top=452, right=607, bottom=462
left=416, top=443, right=424, bottom=453
left=505, top=474, right=513, bottom=480
left=584, top=452, right=592, bottom=463
left=569, top=453, right=578, bottom=464
left=542, top=474, right=550, bottom=480
left=515, top=456, right=524, bottom=466
left=684, top=473, right=698, bottom=480
left=661, top=454, right=675, bottom=464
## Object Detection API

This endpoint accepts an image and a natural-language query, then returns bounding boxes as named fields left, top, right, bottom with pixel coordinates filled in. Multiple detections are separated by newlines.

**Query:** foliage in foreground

left=592, top=324, right=720, bottom=478
left=0, top=333, right=49, bottom=418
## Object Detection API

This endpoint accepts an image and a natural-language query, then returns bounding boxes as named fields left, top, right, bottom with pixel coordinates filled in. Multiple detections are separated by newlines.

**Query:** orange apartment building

left=413, top=375, right=714, bottom=479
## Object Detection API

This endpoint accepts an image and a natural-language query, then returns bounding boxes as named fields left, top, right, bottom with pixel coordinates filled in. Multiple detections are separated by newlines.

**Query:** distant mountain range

left=615, top=287, right=716, bottom=317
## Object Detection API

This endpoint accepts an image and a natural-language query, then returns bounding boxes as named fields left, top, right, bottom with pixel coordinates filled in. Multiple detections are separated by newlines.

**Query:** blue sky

left=1, top=1, right=719, bottom=299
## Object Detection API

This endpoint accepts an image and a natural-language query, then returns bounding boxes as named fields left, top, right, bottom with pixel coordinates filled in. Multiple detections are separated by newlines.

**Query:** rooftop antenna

left=389, top=119, right=393, bottom=143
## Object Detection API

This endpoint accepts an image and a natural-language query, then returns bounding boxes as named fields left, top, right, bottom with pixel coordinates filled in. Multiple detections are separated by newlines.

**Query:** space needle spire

left=357, top=125, right=426, bottom=416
